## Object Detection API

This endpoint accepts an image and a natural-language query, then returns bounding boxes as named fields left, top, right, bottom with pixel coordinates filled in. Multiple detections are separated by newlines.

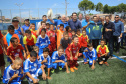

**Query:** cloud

left=51, top=3, right=58, bottom=8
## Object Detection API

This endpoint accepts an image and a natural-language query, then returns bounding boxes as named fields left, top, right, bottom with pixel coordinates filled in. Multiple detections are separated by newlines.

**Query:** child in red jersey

left=37, top=21, right=46, bottom=35
left=65, top=36, right=80, bottom=72
left=30, top=23, right=37, bottom=38
left=79, top=29, right=89, bottom=53
left=96, top=39, right=109, bottom=66
left=23, top=30, right=36, bottom=56
left=46, top=23, right=50, bottom=32
left=7, top=37, right=26, bottom=63
left=47, top=24, right=56, bottom=55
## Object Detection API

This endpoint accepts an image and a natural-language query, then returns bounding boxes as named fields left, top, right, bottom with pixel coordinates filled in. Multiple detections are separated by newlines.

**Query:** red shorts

left=49, top=42, right=56, bottom=53
left=65, top=49, right=78, bottom=60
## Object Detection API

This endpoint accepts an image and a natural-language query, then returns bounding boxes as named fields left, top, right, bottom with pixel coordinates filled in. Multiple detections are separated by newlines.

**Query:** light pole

left=15, top=3, right=23, bottom=24
left=62, top=0, right=69, bottom=16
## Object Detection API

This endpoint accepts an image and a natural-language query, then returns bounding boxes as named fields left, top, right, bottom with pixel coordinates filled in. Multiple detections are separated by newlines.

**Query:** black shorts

left=98, top=56, right=107, bottom=62
left=0, top=54, right=5, bottom=67
left=27, top=45, right=34, bottom=52
left=79, top=47, right=86, bottom=53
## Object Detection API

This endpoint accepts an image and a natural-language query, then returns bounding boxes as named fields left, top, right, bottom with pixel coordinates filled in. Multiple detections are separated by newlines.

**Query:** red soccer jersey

left=80, top=35, right=88, bottom=47
left=0, top=30, right=3, bottom=54
left=47, top=30, right=56, bottom=43
left=7, top=44, right=24, bottom=60
left=96, top=45, right=109, bottom=57
left=68, top=32, right=72, bottom=39
left=68, top=42, right=80, bottom=57
left=31, top=29, right=37, bottom=38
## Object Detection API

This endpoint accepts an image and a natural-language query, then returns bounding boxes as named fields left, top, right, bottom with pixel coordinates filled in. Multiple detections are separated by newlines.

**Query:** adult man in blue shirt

left=21, top=19, right=30, bottom=36
left=113, top=15, right=124, bottom=54
left=68, top=12, right=82, bottom=32
left=82, top=15, right=90, bottom=36
left=49, top=15, right=68, bottom=29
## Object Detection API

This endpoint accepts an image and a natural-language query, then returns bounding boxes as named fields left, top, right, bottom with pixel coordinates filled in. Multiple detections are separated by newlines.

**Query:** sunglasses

left=115, top=17, right=119, bottom=18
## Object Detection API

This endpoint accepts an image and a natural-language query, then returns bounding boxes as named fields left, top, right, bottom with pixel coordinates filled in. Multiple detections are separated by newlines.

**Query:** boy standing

left=30, top=23, right=37, bottom=38
left=23, top=30, right=36, bottom=55
left=36, top=28, right=50, bottom=55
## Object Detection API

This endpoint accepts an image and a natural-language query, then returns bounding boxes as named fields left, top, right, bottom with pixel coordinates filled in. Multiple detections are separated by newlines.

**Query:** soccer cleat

left=73, top=67, right=78, bottom=70
left=70, top=68, right=74, bottom=72
left=84, top=62, right=88, bottom=64
left=51, top=69, right=55, bottom=73
left=59, top=67, right=62, bottom=70
left=104, top=62, right=109, bottom=66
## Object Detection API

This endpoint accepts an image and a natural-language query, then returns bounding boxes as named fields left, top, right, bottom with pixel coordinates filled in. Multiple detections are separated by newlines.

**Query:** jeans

left=92, top=39, right=99, bottom=49
left=113, top=36, right=120, bottom=52
left=121, top=33, right=126, bottom=46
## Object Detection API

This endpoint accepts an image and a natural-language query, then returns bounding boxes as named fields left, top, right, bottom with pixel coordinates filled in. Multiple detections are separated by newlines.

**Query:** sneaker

left=70, top=68, right=74, bottom=72
left=73, top=67, right=78, bottom=70
left=104, top=62, right=109, bottom=66
left=51, top=69, right=55, bottom=73
left=59, top=67, right=62, bottom=70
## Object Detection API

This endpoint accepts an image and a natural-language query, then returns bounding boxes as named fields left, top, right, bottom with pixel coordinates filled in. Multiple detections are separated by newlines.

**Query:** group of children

left=0, top=21, right=110, bottom=84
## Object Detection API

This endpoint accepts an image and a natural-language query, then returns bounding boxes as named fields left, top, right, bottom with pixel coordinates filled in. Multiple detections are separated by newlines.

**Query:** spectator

left=102, top=16, right=115, bottom=58
left=113, top=15, right=124, bottom=54
left=78, top=13, right=84, bottom=23
left=68, top=12, right=82, bottom=32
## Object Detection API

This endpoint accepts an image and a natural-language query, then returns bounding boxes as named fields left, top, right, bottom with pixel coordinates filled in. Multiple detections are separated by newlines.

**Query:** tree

left=110, top=6, right=117, bottom=14
left=96, top=2, right=103, bottom=13
left=117, top=3, right=126, bottom=12
left=103, top=4, right=110, bottom=13
left=78, top=0, right=94, bottom=14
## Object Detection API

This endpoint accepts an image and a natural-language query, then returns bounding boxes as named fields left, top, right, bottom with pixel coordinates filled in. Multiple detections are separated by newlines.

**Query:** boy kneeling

left=83, top=44, right=97, bottom=70
left=96, top=39, right=109, bottom=66
left=23, top=51, right=46, bottom=84
left=51, top=46, right=70, bottom=73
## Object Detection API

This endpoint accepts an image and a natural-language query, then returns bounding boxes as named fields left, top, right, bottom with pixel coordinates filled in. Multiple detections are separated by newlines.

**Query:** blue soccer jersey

left=52, top=51, right=67, bottom=63
left=36, top=35, right=50, bottom=55
left=39, top=54, right=52, bottom=68
left=83, top=48, right=97, bottom=65
left=23, top=58, right=41, bottom=75
left=3, top=65, right=23, bottom=84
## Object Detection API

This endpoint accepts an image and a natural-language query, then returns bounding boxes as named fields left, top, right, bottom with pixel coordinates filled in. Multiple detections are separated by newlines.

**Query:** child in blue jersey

left=83, top=43, right=97, bottom=70
left=23, top=51, right=46, bottom=84
left=39, top=47, right=52, bottom=80
left=3, top=57, right=25, bottom=84
left=51, top=46, right=70, bottom=73
left=36, top=28, right=50, bottom=55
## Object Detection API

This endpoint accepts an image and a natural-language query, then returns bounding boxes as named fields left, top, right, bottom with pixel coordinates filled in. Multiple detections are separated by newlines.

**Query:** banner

left=88, top=22, right=103, bottom=39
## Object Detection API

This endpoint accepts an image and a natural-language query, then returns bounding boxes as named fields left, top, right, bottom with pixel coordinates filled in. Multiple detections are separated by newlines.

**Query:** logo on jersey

left=34, top=63, right=37, bottom=67
left=17, top=49, right=20, bottom=52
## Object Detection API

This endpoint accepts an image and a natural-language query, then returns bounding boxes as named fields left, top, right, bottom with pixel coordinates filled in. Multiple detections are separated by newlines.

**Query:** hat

left=12, top=17, right=19, bottom=22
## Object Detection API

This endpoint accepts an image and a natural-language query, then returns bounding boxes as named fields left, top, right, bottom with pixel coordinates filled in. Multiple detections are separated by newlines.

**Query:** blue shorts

left=38, top=48, right=44, bottom=56
left=52, top=62, right=65, bottom=69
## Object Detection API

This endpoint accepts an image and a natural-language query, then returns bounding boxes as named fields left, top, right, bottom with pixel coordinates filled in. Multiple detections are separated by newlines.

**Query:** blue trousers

left=52, top=62, right=65, bottom=69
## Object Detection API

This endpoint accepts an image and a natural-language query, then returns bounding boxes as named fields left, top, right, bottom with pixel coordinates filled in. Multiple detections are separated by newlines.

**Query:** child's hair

left=63, top=31, right=68, bottom=36
left=30, top=51, right=37, bottom=57
left=58, top=46, right=64, bottom=50
left=46, top=23, right=50, bottom=26
left=10, top=37, right=17, bottom=43
left=59, top=24, right=64, bottom=28
left=31, top=23, right=35, bottom=26
left=14, top=57, right=22, bottom=63
left=72, top=35, right=78, bottom=40
left=8, top=25, right=15, bottom=30
left=41, top=21, right=46, bottom=25
left=43, top=47, right=49, bottom=53
left=42, top=15, right=47, bottom=18
left=65, top=26, right=70, bottom=32
left=77, top=29, right=80, bottom=32
left=25, top=29, right=31, bottom=34
left=82, top=29, right=86, bottom=32
left=71, top=29, right=75, bottom=32
left=41, top=28, right=46, bottom=33
left=87, top=43, right=93, bottom=47
left=100, top=39, right=106, bottom=43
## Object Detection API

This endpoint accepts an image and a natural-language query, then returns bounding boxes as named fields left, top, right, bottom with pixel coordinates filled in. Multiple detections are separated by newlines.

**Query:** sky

left=0, top=0, right=126, bottom=19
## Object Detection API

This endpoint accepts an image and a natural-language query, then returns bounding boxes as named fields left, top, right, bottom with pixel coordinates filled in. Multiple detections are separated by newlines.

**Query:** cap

left=12, top=18, right=19, bottom=22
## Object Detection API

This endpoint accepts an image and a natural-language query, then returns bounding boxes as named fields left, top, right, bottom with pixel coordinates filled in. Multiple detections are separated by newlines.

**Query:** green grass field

left=0, top=47, right=126, bottom=84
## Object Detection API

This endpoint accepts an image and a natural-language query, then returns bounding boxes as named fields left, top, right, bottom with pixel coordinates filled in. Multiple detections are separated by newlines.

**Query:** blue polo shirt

left=14, top=27, right=21, bottom=36
left=54, top=20, right=68, bottom=29
left=21, top=24, right=30, bottom=32
left=113, top=20, right=124, bottom=36
left=68, top=19, right=82, bottom=32
left=82, top=19, right=90, bottom=35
